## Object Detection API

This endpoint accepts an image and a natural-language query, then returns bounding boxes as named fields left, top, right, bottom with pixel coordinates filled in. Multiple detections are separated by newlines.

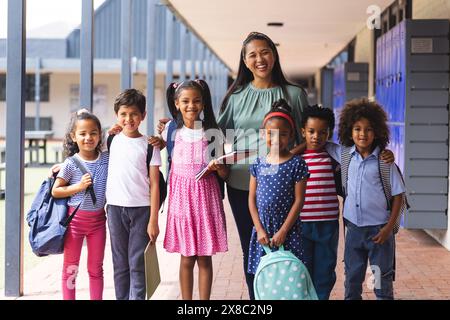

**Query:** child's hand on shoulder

left=48, top=163, right=62, bottom=178
left=256, top=228, right=270, bottom=246
left=107, top=124, right=122, bottom=136
left=148, top=135, right=166, bottom=149
left=157, top=118, right=171, bottom=134
left=372, top=225, right=393, bottom=244
left=380, top=149, right=395, bottom=164
left=77, top=173, right=92, bottom=192
left=271, top=229, right=287, bottom=247
left=290, top=142, right=306, bottom=155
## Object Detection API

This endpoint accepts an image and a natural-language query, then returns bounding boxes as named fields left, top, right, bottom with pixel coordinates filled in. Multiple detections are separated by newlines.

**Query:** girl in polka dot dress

left=248, top=99, right=309, bottom=275
left=161, top=80, right=229, bottom=300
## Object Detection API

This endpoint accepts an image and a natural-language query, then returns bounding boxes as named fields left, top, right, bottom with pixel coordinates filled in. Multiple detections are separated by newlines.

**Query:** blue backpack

left=254, top=245, right=318, bottom=300
left=26, top=156, right=95, bottom=257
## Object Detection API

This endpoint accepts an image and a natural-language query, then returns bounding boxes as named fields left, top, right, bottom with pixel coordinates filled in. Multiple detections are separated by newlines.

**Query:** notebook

left=195, top=149, right=257, bottom=181
left=144, top=241, right=161, bottom=299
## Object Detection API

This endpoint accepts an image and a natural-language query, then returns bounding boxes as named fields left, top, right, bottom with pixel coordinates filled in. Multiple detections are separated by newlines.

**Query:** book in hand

left=144, top=241, right=161, bottom=300
left=195, top=149, right=257, bottom=181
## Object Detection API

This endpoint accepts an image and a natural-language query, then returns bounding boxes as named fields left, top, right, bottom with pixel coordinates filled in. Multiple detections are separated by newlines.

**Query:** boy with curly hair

left=326, top=98, right=405, bottom=300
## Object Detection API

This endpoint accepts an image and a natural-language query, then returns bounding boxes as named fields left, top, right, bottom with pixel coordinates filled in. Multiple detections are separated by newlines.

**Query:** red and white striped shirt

left=301, top=150, right=339, bottom=222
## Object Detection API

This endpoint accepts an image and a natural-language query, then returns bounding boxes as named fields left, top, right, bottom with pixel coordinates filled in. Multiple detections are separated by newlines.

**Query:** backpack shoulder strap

left=394, top=163, right=410, bottom=210
left=378, top=155, right=392, bottom=211
left=340, top=146, right=353, bottom=197
left=379, top=160, right=410, bottom=234
left=106, top=134, right=115, bottom=152
left=70, top=155, right=97, bottom=205
left=166, top=120, right=177, bottom=168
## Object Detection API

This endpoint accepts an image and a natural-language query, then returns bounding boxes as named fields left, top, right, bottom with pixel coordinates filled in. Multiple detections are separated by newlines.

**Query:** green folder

left=144, top=241, right=161, bottom=299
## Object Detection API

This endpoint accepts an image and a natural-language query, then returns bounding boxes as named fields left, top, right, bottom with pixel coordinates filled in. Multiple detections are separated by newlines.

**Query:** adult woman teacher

left=217, top=31, right=308, bottom=300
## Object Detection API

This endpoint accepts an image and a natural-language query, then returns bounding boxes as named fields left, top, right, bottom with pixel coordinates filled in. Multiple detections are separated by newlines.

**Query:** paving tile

left=2, top=194, right=450, bottom=301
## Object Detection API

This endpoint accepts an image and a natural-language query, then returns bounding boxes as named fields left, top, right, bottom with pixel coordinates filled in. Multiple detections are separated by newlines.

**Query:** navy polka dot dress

left=247, top=155, right=309, bottom=274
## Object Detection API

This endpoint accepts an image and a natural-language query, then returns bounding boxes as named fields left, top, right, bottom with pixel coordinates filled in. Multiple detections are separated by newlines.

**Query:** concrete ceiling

left=166, top=0, right=394, bottom=78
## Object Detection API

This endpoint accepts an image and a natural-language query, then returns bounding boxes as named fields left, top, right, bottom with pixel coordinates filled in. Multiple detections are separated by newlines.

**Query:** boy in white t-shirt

left=106, top=89, right=161, bottom=300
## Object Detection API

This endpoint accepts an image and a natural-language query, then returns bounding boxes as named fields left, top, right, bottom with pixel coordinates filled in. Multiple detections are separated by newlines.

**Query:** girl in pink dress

left=154, top=79, right=229, bottom=300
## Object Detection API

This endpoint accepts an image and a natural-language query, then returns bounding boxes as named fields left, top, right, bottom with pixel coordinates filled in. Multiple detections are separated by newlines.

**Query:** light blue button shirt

left=326, top=143, right=405, bottom=227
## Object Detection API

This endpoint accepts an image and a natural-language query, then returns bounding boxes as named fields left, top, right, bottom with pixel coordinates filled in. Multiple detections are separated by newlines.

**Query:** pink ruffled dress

left=163, top=128, right=228, bottom=256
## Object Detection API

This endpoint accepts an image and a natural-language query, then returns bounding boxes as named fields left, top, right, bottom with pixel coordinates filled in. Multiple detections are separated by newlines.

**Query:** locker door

left=376, top=36, right=382, bottom=104
left=393, top=24, right=400, bottom=124
left=380, top=34, right=386, bottom=108
left=404, top=19, right=449, bottom=230
left=400, top=21, right=406, bottom=123
left=321, top=68, right=334, bottom=109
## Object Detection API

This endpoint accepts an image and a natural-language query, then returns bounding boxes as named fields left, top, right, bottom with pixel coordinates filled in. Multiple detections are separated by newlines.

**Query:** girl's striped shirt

left=58, top=152, right=109, bottom=211
left=301, top=149, right=339, bottom=222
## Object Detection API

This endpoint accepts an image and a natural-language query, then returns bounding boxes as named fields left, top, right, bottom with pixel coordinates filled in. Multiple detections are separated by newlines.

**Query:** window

left=25, top=74, right=50, bottom=102
left=69, top=84, right=108, bottom=118
left=0, top=73, right=50, bottom=102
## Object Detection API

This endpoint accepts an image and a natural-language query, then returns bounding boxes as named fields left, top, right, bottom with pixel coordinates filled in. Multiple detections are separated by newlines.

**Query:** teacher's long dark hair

left=220, top=31, right=305, bottom=113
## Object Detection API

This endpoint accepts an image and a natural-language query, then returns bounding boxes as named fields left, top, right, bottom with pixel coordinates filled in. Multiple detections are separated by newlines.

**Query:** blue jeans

left=301, top=220, right=339, bottom=300
left=227, top=186, right=255, bottom=300
left=344, top=219, right=395, bottom=300
left=107, top=205, right=150, bottom=300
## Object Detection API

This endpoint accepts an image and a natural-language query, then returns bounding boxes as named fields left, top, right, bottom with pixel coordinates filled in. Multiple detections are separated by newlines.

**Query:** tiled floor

left=2, top=195, right=450, bottom=300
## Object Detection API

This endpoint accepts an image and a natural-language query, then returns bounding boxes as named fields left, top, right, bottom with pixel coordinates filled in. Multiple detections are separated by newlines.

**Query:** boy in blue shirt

left=326, top=98, right=405, bottom=300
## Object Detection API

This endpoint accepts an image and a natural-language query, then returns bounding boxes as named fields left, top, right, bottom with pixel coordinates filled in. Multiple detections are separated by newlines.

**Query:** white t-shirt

left=106, top=132, right=161, bottom=207
left=161, top=120, right=204, bottom=142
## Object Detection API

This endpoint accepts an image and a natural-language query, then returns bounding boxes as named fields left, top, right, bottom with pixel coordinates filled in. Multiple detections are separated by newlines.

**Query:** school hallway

left=0, top=192, right=449, bottom=301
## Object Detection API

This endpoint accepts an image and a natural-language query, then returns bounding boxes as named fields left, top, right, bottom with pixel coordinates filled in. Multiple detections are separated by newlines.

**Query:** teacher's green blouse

left=217, top=83, right=308, bottom=191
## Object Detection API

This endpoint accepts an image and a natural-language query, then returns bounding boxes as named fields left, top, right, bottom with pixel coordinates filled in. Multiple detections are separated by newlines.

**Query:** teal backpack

left=254, top=245, right=318, bottom=300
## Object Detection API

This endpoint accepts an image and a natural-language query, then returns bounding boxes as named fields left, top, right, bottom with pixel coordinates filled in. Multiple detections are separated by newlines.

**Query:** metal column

left=190, top=32, right=196, bottom=79
left=80, top=0, right=94, bottom=110
left=5, top=0, right=26, bottom=297
left=121, top=0, right=132, bottom=90
left=179, top=24, right=187, bottom=81
left=34, top=57, right=41, bottom=130
left=198, top=41, right=204, bottom=80
left=214, top=59, right=220, bottom=110
left=204, top=48, right=210, bottom=84
left=165, top=8, right=174, bottom=90
left=146, top=0, right=157, bottom=134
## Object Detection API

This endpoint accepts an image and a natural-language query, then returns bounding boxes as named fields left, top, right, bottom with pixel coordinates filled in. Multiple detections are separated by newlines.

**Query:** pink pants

left=62, top=207, right=106, bottom=300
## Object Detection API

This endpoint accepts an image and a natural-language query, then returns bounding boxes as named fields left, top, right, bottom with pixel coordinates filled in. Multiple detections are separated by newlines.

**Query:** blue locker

left=399, top=21, right=406, bottom=123
left=386, top=30, right=392, bottom=122
left=393, top=24, right=400, bottom=123
left=375, top=19, right=449, bottom=230
left=333, top=62, right=369, bottom=143
left=376, top=35, right=382, bottom=107
left=376, top=36, right=382, bottom=104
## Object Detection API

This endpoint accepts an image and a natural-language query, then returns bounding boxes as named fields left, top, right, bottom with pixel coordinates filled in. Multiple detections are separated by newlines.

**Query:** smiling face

left=265, top=118, right=292, bottom=154
left=352, top=117, right=375, bottom=154
left=302, top=117, right=330, bottom=151
left=243, top=39, right=275, bottom=83
left=71, top=119, right=101, bottom=155
left=175, top=88, right=204, bottom=128
left=116, top=105, right=146, bottom=137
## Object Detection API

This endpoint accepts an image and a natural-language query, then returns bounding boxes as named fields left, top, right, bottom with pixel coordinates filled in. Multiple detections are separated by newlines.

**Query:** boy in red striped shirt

left=292, top=105, right=339, bottom=300
left=291, top=105, right=394, bottom=300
